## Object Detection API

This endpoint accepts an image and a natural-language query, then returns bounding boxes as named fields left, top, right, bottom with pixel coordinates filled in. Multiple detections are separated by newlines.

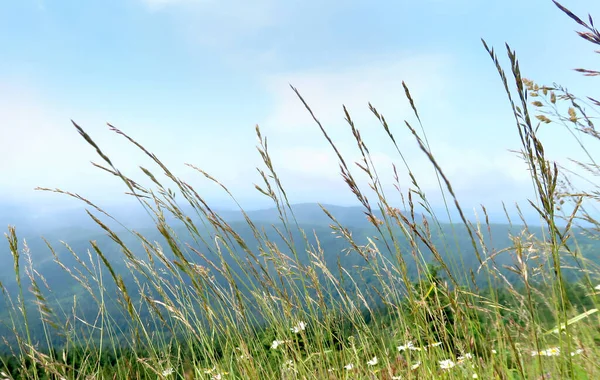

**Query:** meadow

left=2, top=1, right=600, bottom=378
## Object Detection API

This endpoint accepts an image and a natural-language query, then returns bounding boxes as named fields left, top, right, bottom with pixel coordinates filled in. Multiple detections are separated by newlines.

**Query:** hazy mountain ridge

left=1, top=203, right=597, bottom=348
left=1, top=202, right=594, bottom=293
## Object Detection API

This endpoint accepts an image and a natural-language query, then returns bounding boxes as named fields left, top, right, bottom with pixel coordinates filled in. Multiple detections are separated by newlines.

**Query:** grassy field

left=2, top=1, right=600, bottom=379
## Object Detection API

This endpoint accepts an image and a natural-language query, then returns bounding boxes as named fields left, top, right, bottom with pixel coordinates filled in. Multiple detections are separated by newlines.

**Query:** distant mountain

left=216, top=203, right=373, bottom=228
left=1, top=201, right=597, bottom=349
left=1, top=197, right=548, bottom=240
left=0, top=200, right=156, bottom=236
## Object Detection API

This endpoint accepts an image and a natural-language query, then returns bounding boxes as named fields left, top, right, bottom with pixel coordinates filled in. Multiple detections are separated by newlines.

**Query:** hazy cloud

left=139, top=0, right=280, bottom=47
left=263, top=54, right=452, bottom=132
left=258, top=57, right=533, bottom=209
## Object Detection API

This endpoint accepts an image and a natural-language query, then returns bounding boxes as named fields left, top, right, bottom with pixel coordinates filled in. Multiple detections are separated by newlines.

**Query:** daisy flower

left=291, top=321, right=307, bottom=334
left=367, top=356, right=378, bottom=366
left=542, top=347, right=560, bottom=357
left=439, top=359, right=455, bottom=370
left=397, top=341, right=415, bottom=351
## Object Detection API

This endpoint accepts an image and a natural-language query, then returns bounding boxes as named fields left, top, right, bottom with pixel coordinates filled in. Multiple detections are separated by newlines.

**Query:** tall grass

left=2, top=1, right=600, bottom=378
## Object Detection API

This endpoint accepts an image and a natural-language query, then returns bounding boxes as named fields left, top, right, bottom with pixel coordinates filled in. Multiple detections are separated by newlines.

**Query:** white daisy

left=204, top=367, right=215, bottom=374
left=367, top=356, right=378, bottom=366
left=542, top=347, right=560, bottom=356
left=291, top=321, right=307, bottom=334
left=397, top=341, right=415, bottom=351
left=439, top=359, right=455, bottom=370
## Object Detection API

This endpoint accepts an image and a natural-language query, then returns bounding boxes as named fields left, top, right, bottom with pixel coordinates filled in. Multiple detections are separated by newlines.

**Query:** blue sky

left=1, top=0, right=599, bottom=219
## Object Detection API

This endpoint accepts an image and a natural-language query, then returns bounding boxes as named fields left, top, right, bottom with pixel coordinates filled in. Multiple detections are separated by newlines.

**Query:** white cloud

left=0, top=83, right=131, bottom=205
left=0, top=55, right=536, bottom=217
left=0, top=78, right=272, bottom=212
left=263, top=54, right=451, bottom=133
left=267, top=139, right=531, bottom=207
left=257, top=57, right=535, bottom=209
left=139, top=0, right=280, bottom=47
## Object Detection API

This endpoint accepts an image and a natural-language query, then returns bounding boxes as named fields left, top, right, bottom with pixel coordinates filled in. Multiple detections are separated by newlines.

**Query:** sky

left=1, top=0, right=599, bottom=221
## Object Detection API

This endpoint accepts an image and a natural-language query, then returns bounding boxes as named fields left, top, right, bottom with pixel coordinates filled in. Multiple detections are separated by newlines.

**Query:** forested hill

left=1, top=203, right=598, bottom=348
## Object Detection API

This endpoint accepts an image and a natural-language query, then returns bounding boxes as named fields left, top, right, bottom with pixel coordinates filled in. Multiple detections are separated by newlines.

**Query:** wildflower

left=571, top=348, right=584, bottom=356
left=429, top=342, right=443, bottom=348
left=162, top=368, right=174, bottom=377
left=344, top=363, right=354, bottom=370
left=472, top=374, right=478, bottom=379
left=398, top=341, right=421, bottom=351
left=271, top=340, right=285, bottom=349
left=541, top=347, right=560, bottom=357
left=211, top=374, right=223, bottom=380
left=439, top=359, right=455, bottom=370
left=397, top=341, right=415, bottom=351
left=411, top=361, right=421, bottom=370
left=367, top=356, right=378, bottom=366
left=595, top=284, right=600, bottom=291
left=531, top=350, right=539, bottom=357
left=291, top=321, right=307, bottom=334
left=491, top=349, right=497, bottom=354
left=458, top=353, right=473, bottom=362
